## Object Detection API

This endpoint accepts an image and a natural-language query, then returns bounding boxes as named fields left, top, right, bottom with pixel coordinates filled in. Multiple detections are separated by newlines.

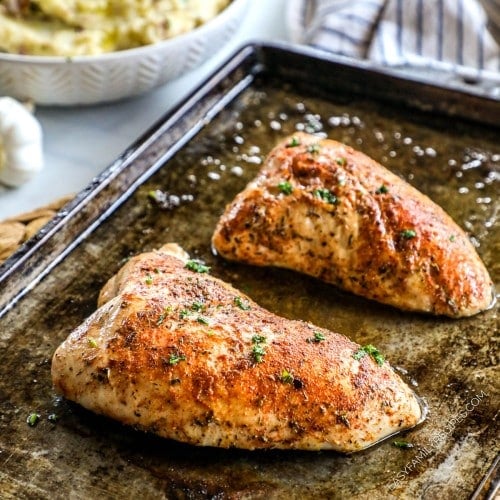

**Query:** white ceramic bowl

left=0, top=0, right=249, bottom=106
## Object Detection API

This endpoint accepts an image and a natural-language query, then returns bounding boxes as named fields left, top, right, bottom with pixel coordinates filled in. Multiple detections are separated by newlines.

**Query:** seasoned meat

left=212, top=133, right=494, bottom=317
left=51, top=243, right=423, bottom=452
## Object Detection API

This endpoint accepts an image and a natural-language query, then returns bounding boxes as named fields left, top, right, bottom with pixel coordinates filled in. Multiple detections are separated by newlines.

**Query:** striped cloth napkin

left=287, top=0, right=500, bottom=93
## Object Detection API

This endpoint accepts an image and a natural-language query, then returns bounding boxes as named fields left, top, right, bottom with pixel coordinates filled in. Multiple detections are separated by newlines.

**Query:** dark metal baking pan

left=0, top=42, right=498, bottom=499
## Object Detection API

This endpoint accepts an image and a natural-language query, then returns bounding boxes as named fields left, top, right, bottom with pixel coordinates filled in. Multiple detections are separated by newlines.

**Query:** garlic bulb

left=0, top=96, right=44, bottom=187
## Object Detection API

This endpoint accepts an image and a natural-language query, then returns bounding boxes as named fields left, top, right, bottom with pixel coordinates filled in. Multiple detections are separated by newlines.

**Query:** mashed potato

left=0, top=0, right=231, bottom=56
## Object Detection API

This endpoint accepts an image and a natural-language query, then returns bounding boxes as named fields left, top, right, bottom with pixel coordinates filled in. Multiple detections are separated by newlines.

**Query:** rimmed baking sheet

left=0, top=43, right=498, bottom=499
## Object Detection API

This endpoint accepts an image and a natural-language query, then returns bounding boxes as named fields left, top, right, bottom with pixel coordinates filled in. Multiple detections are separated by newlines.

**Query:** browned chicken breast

left=212, top=133, right=494, bottom=317
left=52, top=243, right=423, bottom=452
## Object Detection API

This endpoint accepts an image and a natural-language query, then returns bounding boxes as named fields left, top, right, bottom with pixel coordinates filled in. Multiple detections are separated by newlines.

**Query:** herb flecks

left=185, top=260, right=210, bottom=273
left=234, top=296, right=251, bottom=310
left=307, top=331, right=326, bottom=343
left=336, top=157, right=347, bottom=166
left=27, top=412, right=40, bottom=427
left=353, top=344, right=385, bottom=366
left=307, top=143, right=321, bottom=154
left=252, top=335, right=266, bottom=344
left=179, top=309, right=190, bottom=319
left=280, top=369, right=294, bottom=384
left=157, top=306, right=173, bottom=326
left=145, top=273, right=153, bottom=285
left=400, top=229, right=417, bottom=240
left=314, top=188, right=338, bottom=205
left=197, top=316, right=209, bottom=325
left=148, top=190, right=160, bottom=202
left=251, top=335, right=267, bottom=363
left=376, top=184, right=389, bottom=194
left=191, top=301, right=205, bottom=312
left=392, top=440, right=414, bottom=449
left=277, top=181, right=293, bottom=195
left=286, top=136, right=301, bottom=148
left=252, top=344, right=266, bottom=363
left=168, top=353, right=186, bottom=365
left=87, top=337, right=98, bottom=348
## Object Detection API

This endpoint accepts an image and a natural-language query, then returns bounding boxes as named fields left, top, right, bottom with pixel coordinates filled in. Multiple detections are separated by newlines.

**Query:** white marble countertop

left=0, top=0, right=288, bottom=219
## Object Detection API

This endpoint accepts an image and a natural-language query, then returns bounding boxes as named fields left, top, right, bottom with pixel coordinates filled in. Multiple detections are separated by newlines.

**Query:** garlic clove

left=0, top=96, right=44, bottom=187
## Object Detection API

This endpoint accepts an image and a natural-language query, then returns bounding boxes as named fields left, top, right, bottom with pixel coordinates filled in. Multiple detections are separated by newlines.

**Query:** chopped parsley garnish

left=252, top=334, right=266, bottom=344
left=191, top=301, right=205, bottom=312
left=87, top=337, right=98, bottom=348
left=307, top=144, right=320, bottom=154
left=314, top=188, right=338, bottom=205
left=27, top=412, right=40, bottom=427
left=185, top=260, right=210, bottom=273
left=252, top=344, right=266, bottom=363
left=308, top=331, right=326, bottom=343
left=277, top=181, right=293, bottom=195
left=234, top=296, right=251, bottom=310
left=145, top=274, right=153, bottom=285
left=336, top=157, right=347, bottom=166
left=376, top=184, right=389, bottom=194
left=196, top=316, right=209, bottom=325
left=449, top=235, right=456, bottom=242
left=400, top=229, right=417, bottom=240
left=280, top=369, right=294, bottom=384
left=353, top=344, right=385, bottom=366
left=157, top=307, right=172, bottom=326
left=392, top=440, right=414, bottom=449
left=148, top=190, right=160, bottom=201
left=286, top=136, right=301, bottom=148
left=168, top=353, right=186, bottom=365
left=251, top=335, right=267, bottom=363
left=179, top=309, right=190, bottom=319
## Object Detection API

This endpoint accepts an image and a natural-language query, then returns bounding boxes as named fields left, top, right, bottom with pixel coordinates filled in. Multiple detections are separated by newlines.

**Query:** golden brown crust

left=52, top=244, right=422, bottom=452
left=212, top=133, right=494, bottom=317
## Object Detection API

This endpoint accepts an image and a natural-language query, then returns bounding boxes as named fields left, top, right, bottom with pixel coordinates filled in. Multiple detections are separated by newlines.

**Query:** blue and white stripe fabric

left=287, top=0, right=500, bottom=88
